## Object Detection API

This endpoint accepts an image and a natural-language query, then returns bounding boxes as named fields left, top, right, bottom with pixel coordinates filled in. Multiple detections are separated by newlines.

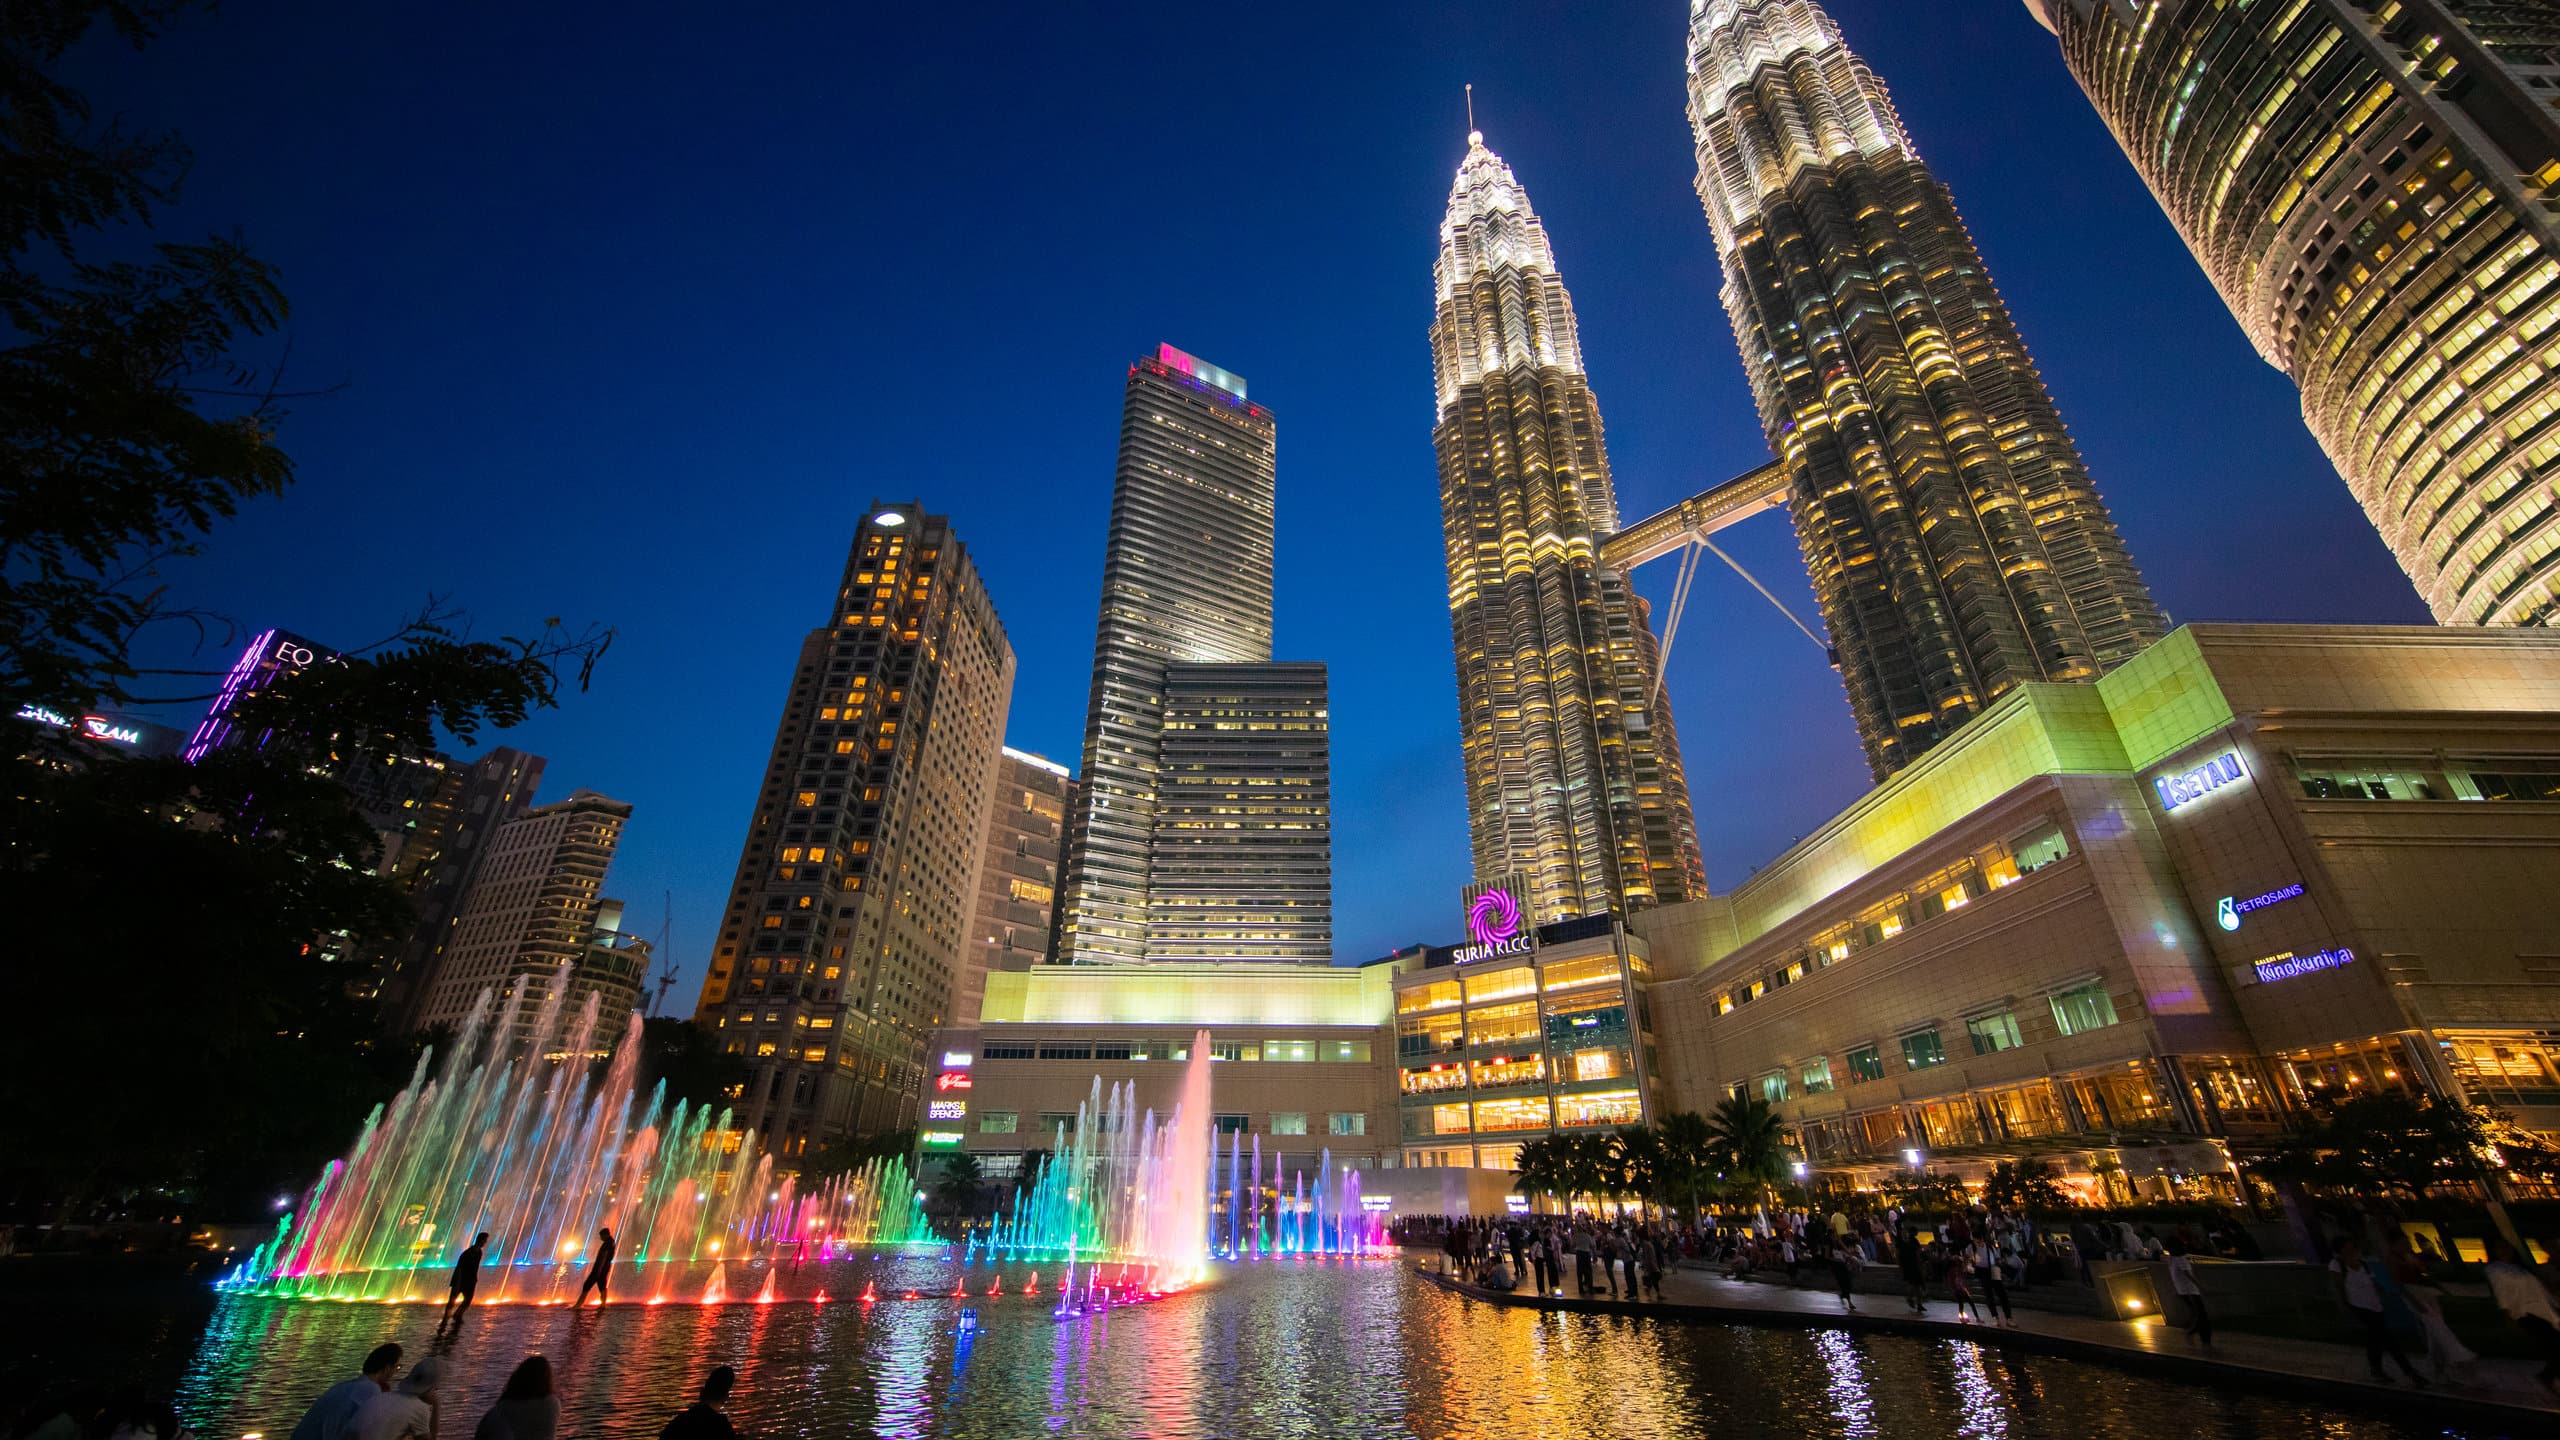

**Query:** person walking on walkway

left=2165, top=1244, right=2211, bottom=1348
left=290, top=1344, right=402, bottom=1440
left=573, top=1227, right=616, bottom=1308
left=472, top=1358, right=557, bottom=1440
left=1570, top=1225, right=1594, bottom=1296
left=2330, top=1240, right=2426, bottom=1387
left=1829, top=1235, right=1859, bottom=1312
left=1894, top=1225, right=1929, bottom=1315
left=2385, top=1235, right=2473, bottom=1380
left=439, top=1235, right=489, bottom=1333
left=1968, top=1237, right=2014, bottom=1328
left=2484, top=1239, right=2560, bottom=1398
left=1542, top=1226, right=1565, bottom=1298
left=660, top=1367, right=740, bottom=1440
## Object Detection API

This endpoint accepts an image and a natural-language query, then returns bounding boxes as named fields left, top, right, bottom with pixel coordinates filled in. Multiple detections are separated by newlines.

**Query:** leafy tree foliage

left=0, top=2, right=609, bottom=1224
left=2257, top=1092, right=2506, bottom=1198
left=1982, top=1159, right=2073, bottom=1214
left=802, top=1130, right=919, bottom=1182
left=629, top=1016, right=750, bottom=1121
left=1704, top=1094, right=1795, bottom=1199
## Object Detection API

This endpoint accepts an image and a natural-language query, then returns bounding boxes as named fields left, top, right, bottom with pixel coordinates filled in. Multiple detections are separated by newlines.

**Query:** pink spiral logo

left=1467, top=888, right=1522, bottom=948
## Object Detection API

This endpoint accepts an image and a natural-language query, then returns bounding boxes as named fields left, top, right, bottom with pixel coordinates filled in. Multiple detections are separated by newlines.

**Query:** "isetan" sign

left=2156, top=753, right=2246, bottom=811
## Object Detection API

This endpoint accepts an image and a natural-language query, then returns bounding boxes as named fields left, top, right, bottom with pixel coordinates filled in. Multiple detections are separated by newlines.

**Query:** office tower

left=1053, top=345, right=1305, bottom=964
left=1433, top=131, right=1706, bottom=924
left=380, top=747, right=546, bottom=1029
left=183, top=628, right=328, bottom=761
left=958, top=745, right=1070, bottom=1027
left=411, top=788, right=637, bottom=1036
left=1146, top=662, right=1333, bottom=962
left=694, top=504, right=1015, bottom=1151
left=2025, top=0, right=2560, bottom=629
left=1685, top=0, right=2166, bottom=780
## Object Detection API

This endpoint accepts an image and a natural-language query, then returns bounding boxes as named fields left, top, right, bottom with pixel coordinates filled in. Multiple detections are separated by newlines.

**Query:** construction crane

left=650, top=892, right=680, bottom=1018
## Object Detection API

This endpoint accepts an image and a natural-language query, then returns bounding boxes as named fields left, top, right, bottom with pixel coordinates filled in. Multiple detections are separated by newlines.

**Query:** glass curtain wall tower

left=1686, top=0, right=2166, bottom=780
left=2025, top=0, right=2560, bottom=629
left=1433, top=132, right=1706, bottom=925
left=1053, top=346, right=1324, bottom=964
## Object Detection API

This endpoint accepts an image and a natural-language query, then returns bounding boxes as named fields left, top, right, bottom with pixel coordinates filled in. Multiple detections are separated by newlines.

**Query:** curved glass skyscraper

left=1686, top=0, right=2165, bottom=779
left=2025, top=0, right=2560, bottom=629
left=1433, top=132, right=1705, bottom=924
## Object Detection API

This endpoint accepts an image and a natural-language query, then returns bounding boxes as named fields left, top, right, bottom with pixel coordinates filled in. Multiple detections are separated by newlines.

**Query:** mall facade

left=1646, top=623, right=2560, bottom=1198
left=931, top=624, right=2560, bottom=1210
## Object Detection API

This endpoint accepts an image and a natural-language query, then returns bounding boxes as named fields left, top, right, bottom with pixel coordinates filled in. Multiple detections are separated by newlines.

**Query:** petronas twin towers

left=1438, top=0, right=2164, bottom=922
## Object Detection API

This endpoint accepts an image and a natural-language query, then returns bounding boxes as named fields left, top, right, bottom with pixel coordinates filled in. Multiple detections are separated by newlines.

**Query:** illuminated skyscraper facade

left=1054, top=347, right=1332, bottom=964
left=1147, top=662, right=1332, bottom=962
left=1686, top=0, right=2165, bottom=779
left=694, top=504, right=1016, bottom=1150
left=1433, top=133, right=1706, bottom=925
left=2026, top=0, right=2560, bottom=629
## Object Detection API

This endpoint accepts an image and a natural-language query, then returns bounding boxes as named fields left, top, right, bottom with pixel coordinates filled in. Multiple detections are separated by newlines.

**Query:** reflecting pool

left=3, top=1257, right=2485, bottom=1438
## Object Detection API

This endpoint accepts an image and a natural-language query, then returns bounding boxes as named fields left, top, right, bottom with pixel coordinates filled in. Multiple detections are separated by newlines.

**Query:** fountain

left=217, top=989, right=1254, bottom=1310
left=219, top=979, right=937, bottom=1303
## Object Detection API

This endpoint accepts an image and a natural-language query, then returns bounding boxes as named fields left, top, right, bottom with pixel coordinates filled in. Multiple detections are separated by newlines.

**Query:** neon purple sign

left=1467, top=887, right=1521, bottom=948
left=1456, top=886, right=1531, bottom=964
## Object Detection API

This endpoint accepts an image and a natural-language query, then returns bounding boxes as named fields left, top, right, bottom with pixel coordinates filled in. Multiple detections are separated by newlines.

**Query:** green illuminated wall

left=981, top=963, right=1394, bottom=1029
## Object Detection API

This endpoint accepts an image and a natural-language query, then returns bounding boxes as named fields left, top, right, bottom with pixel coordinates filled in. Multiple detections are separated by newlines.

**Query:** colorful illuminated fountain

left=218, top=989, right=1241, bottom=1309
left=219, top=983, right=937, bottom=1304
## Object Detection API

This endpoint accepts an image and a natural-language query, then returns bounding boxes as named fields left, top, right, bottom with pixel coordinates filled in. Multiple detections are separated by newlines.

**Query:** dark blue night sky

left=86, top=1, right=2429, bottom=995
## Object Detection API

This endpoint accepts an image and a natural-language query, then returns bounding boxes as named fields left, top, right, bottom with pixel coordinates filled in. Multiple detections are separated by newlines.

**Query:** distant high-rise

left=183, top=628, right=328, bottom=762
left=412, top=788, right=638, bottom=1038
left=2025, top=0, right=2560, bottom=629
left=1686, top=0, right=2165, bottom=779
left=957, top=745, right=1070, bottom=1027
left=1054, top=346, right=1334, bottom=964
left=694, top=504, right=1015, bottom=1152
left=1146, top=662, right=1333, bottom=962
left=381, top=746, right=546, bottom=1029
left=1433, top=132, right=1706, bottom=925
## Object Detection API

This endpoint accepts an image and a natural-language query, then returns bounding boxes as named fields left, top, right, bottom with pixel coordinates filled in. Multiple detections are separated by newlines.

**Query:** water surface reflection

left=63, top=1259, right=2469, bottom=1438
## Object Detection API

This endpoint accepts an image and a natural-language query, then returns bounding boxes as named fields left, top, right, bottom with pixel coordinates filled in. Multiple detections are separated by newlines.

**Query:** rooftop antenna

left=650, top=891, right=679, bottom=1017
left=1466, top=83, right=1478, bottom=142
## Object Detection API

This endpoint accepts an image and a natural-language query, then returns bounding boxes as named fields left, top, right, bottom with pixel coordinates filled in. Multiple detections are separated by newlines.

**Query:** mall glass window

left=2441, top=1031, right=2560, bottom=1103
left=1984, top=1082, right=2069, bottom=1139
left=1399, top=1013, right=1464, bottom=1057
left=1212, top=1041, right=1261, bottom=1062
left=2066, top=1067, right=2181, bottom=1130
left=1038, top=1112, right=1076, bottom=1133
left=1556, top=1090, right=1642, bottom=1127
left=2050, top=984, right=2120, bottom=1037
left=1401, top=1063, right=1467, bottom=1095
left=1398, top=979, right=1461, bottom=1014
left=1214, top=1113, right=1251, bottom=1135
left=1091, top=1043, right=1133, bottom=1061
left=1967, top=1011, right=2025, bottom=1055
left=1329, top=1112, right=1366, bottom=1136
left=1038, top=1042, right=1092, bottom=1061
left=1271, top=1112, right=1308, bottom=1135
left=1846, top=1045, right=1885, bottom=1084
left=1466, top=1000, right=1541, bottom=1048
left=1471, top=1054, right=1545, bottom=1089
left=1266, top=1040, right=1316, bottom=1063
left=1476, top=1096, right=1553, bottom=1133
left=1430, top=1103, right=1473, bottom=1136
left=2295, top=757, right=2444, bottom=800
left=1901, top=1029, right=1946, bottom=1070
left=1329, top=1039, right=1373, bottom=1063
left=1801, top=1056, right=1835, bottom=1094
left=978, top=1110, right=1017, bottom=1134
left=1759, top=1072, right=1788, bottom=1104
left=982, top=1043, right=1033, bottom=1060
left=1541, top=955, right=1620, bottom=992
left=1463, top=967, right=1537, bottom=1003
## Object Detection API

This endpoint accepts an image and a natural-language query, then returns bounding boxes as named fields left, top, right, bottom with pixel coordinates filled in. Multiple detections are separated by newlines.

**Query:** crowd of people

left=5, top=1350, right=745, bottom=1440
left=1396, top=1201, right=2560, bottom=1398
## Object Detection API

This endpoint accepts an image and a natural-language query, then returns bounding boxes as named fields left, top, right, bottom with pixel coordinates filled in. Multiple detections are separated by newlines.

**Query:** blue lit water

left=1, top=1256, right=2489, bottom=1438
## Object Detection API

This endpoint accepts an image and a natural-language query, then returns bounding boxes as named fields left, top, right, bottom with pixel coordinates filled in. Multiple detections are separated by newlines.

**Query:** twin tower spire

left=1437, top=0, right=2163, bottom=924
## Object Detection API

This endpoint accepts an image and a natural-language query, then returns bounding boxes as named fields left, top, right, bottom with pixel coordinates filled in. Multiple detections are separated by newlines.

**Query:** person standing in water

left=439, top=1234, right=489, bottom=1332
left=573, top=1227, right=616, bottom=1308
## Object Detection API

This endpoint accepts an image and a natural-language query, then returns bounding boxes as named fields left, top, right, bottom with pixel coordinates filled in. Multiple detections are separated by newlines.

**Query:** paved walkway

left=1411, top=1259, right=2558, bottom=1429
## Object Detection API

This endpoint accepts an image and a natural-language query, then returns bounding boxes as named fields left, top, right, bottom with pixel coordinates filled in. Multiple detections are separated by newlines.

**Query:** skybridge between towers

left=1597, top=459, right=1837, bottom=674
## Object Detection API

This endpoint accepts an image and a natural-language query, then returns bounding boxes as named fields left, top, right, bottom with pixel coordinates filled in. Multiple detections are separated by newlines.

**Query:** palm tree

left=1565, top=1132, right=1620, bottom=1213
left=1612, top=1126, right=1664, bottom=1216
left=1512, top=1135, right=1565, bottom=1211
left=1655, top=1111, right=1713, bottom=1221
left=1705, top=1094, right=1795, bottom=1204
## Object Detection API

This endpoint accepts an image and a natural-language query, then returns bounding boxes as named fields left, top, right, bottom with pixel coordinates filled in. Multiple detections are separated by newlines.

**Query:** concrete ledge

left=1408, top=1264, right=2556, bottom=1430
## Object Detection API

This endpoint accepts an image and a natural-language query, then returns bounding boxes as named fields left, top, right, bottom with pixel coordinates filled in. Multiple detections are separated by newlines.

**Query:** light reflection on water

left=47, top=1258, right=2463, bottom=1439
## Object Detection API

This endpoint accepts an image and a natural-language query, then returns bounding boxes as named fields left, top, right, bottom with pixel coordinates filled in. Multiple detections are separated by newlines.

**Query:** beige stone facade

left=1638, top=624, right=2560, bottom=1194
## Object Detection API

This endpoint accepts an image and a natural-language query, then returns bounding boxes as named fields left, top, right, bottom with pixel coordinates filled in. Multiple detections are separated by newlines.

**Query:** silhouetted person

left=439, top=1235, right=489, bottom=1331
left=473, top=1357, right=557, bottom=1440
left=574, top=1227, right=616, bottom=1308
left=658, top=1367, right=738, bottom=1440
left=290, top=1344, right=402, bottom=1440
